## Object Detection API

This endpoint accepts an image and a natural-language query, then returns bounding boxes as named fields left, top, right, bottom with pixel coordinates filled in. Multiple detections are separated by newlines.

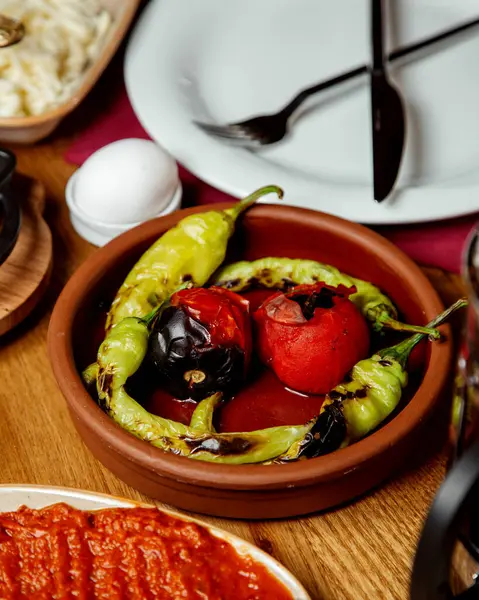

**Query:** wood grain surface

left=0, top=176, right=52, bottom=335
left=0, top=112, right=467, bottom=600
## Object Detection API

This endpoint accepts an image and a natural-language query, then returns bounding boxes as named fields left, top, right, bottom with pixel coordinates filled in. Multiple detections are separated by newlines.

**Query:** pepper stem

left=142, top=283, right=191, bottom=327
left=378, top=298, right=468, bottom=368
left=224, top=185, right=284, bottom=222
left=375, top=312, right=441, bottom=339
left=82, top=362, right=99, bottom=386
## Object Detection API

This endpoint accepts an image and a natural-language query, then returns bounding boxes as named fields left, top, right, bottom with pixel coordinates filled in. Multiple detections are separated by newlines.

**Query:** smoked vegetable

left=149, top=287, right=252, bottom=401
left=106, top=186, right=283, bottom=330
left=254, top=282, right=370, bottom=394
left=91, top=306, right=312, bottom=465
left=212, top=257, right=440, bottom=338
left=85, top=296, right=465, bottom=464
left=279, top=298, right=468, bottom=461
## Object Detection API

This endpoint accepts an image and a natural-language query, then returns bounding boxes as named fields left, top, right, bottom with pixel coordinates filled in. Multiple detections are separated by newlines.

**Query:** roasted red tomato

left=149, top=287, right=252, bottom=401
left=253, top=282, right=370, bottom=394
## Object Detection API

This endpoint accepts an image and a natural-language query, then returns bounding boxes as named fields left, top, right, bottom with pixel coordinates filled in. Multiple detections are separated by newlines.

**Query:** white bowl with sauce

left=0, top=484, right=311, bottom=600
left=0, top=0, right=141, bottom=144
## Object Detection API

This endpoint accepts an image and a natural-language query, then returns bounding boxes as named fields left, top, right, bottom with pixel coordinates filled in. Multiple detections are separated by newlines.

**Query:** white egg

left=73, top=139, right=179, bottom=225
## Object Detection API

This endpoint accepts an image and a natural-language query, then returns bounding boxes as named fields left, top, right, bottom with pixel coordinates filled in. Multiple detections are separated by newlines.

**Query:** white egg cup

left=66, top=170, right=182, bottom=247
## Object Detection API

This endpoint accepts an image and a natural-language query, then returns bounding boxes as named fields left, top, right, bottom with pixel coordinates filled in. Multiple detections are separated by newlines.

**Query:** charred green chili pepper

left=278, top=298, right=468, bottom=462
left=106, top=186, right=283, bottom=330
left=88, top=298, right=464, bottom=464
left=212, top=257, right=440, bottom=338
left=92, top=309, right=312, bottom=464
left=88, top=252, right=466, bottom=466
left=189, top=394, right=219, bottom=433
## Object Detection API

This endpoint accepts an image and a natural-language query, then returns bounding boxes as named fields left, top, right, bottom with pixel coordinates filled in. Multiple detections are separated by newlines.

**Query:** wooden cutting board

left=0, top=177, right=52, bottom=336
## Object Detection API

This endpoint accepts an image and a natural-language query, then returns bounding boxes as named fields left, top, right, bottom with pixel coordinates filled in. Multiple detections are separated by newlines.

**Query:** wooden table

left=0, top=122, right=466, bottom=599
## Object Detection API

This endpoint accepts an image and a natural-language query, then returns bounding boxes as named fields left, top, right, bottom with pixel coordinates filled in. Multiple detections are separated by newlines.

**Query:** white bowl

left=66, top=169, right=182, bottom=246
left=0, top=484, right=310, bottom=599
left=0, top=0, right=141, bottom=144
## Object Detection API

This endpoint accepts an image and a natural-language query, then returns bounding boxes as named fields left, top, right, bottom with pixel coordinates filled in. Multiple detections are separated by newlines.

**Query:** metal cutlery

left=196, top=65, right=368, bottom=146
left=195, top=15, right=479, bottom=147
left=370, top=0, right=405, bottom=202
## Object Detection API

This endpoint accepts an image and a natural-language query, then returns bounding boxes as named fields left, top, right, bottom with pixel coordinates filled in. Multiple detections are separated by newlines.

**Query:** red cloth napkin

left=65, top=86, right=477, bottom=274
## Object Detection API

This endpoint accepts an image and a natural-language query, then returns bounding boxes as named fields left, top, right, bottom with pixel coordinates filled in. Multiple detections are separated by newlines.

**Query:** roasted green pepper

left=86, top=299, right=465, bottom=465
left=279, top=298, right=468, bottom=461
left=212, top=257, right=440, bottom=338
left=106, top=186, right=283, bottom=330
left=92, top=310, right=311, bottom=464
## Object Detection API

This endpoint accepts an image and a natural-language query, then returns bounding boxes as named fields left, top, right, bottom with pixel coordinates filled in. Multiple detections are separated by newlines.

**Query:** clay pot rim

left=48, top=203, right=451, bottom=491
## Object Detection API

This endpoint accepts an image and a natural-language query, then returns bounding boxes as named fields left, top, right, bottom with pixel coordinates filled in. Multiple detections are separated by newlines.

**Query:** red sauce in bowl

left=146, top=367, right=324, bottom=432
left=0, top=504, right=293, bottom=599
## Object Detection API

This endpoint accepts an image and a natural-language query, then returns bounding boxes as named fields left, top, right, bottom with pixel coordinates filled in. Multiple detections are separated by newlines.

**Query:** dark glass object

left=412, top=227, right=479, bottom=599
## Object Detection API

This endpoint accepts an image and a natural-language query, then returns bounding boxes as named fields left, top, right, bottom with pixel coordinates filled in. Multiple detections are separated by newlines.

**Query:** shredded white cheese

left=0, top=0, right=111, bottom=117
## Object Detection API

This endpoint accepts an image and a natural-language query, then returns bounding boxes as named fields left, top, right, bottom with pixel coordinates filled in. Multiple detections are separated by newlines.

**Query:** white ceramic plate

left=0, top=485, right=310, bottom=599
left=125, top=0, right=479, bottom=225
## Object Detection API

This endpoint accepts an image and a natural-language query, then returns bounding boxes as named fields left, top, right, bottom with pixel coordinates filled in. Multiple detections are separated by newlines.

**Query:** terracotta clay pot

left=48, top=204, right=451, bottom=519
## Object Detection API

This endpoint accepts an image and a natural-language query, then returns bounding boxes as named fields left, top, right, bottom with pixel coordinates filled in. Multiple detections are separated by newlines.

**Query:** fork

left=195, top=15, right=479, bottom=146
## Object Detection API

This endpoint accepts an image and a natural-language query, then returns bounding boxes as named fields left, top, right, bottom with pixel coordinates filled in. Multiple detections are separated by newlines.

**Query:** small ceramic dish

left=0, top=0, right=141, bottom=144
left=66, top=170, right=182, bottom=246
left=48, top=204, right=452, bottom=519
left=0, top=484, right=310, bottom=599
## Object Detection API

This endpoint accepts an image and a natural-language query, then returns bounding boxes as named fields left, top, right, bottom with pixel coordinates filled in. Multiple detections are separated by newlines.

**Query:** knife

left=370, top=0, right=405, bottom=202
